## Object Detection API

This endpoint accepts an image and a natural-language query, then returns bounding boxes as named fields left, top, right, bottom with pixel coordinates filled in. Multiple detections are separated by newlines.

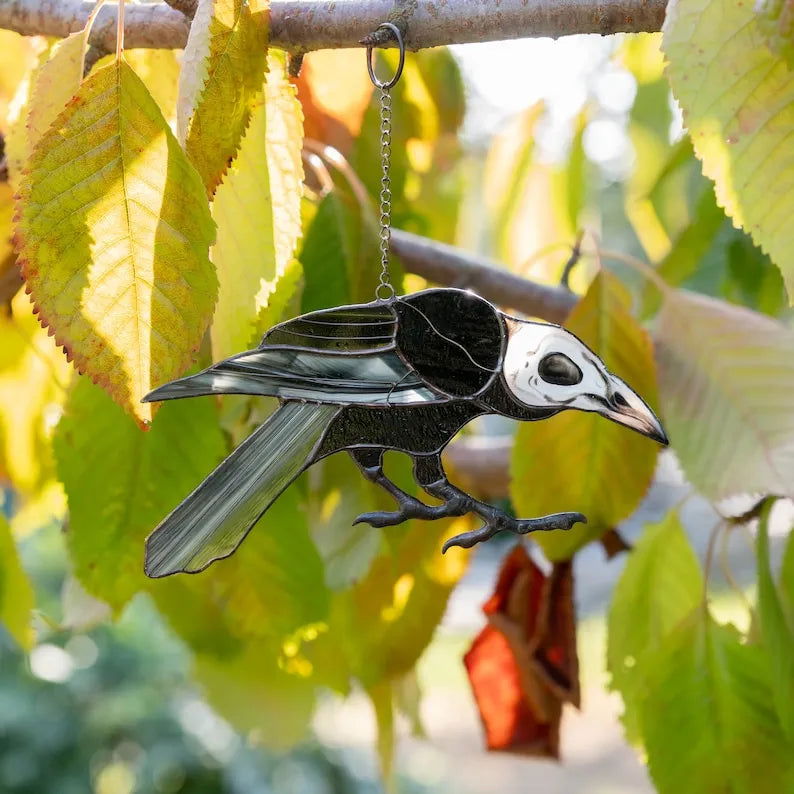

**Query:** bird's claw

left=442, top=511, right=586, bottom=553
left=515, top=511, right=586, bottom=534
left=353, top=499, right=450, bottom=528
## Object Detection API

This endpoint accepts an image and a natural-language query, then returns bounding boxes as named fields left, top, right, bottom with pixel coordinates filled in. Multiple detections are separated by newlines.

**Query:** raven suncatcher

left=142, top=287, right=668, bottom=578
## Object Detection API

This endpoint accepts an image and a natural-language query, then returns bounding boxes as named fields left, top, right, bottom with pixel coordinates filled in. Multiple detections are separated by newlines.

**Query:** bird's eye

left=538, top=353, right=582, bottom=386
left=613, top=392, right=629, bottom=407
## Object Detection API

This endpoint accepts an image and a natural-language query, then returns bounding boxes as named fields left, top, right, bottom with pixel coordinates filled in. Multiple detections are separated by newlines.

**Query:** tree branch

left=391, top=229, right=577, bottom=323
left=1, top=0, right=666, bottom=52
left=0, top=1, right=190, bottom=51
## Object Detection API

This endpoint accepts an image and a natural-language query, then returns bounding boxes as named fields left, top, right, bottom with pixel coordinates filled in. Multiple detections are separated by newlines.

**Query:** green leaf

left=306, top=453, right=383, bottom=591
left=414, top=48, right=465, bottom=135
left=368, top=681, right=396, bottom=791
left=0, top=514, right=34, bottom=649
left=755, top=500, right=794, bottom=739
left=562, top=112, right=587, bottom=232
left=607, top=511, right=703, bottom=739
left=299, top=186, right=379, bottom=312
left=251, top=257, right=303, bottom=341
left=510, top=270, right=660, bottom=559
left=153, top=475, right=330, bottom=649
left=655, top=289, right=794, bottom=500
left=178, top=0, right=269, bottom=196
left=756, top=0, right=794, bottom=69
left=639, top=610, right=794, bottom=794
left=53, top=376, right=226, bottom=612
left=211, top=53, right=304, bottom=359
left=15, top=60, right=217, bottom=426
left=643, top=183, right=786, bottom=318
left=326, top=509, right=470, bottom=688
left=653, top=186, right=725, bottom=294
left=663, top=0, right=794, bottom=301
left=780, top=527, right=794, bottom=625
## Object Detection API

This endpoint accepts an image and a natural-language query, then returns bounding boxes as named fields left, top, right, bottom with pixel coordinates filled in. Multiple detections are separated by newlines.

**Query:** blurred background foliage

left=0, top=4, right=794, bottom=792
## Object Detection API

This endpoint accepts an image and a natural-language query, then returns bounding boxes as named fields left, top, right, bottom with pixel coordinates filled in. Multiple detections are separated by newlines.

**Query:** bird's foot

left=442, top=511, right=586, bottom=553
left=353, top=494, right=451, bottom=528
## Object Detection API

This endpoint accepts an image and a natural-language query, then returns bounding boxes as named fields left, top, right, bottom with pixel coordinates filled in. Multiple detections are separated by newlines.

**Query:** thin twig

left=559, top=231, right=584, bottom=290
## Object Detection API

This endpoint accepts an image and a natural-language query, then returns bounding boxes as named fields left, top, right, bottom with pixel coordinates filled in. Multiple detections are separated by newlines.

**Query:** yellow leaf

left=0, top=181, right=14, bottom=265
left=0, top=29, right=40, bottom=134
left=25, top=32, right=88, bottom=153
left=0, top=291, right=70, bottom=497
left=4, top=41, right=53, bottom=190
left=664, top=0, right=794, bottom=301
left=510, top=271, right=660, bottom=559
left=0, top=513, right=35, bottom=650
left=178, top=0, right=270, bottom=195
left=15, top=60, right=217, bottom=425
left=211, top=53, right=304, bottom=359
left=93, top=49, right=182, bottom=123
left=327, top=506, right=470, bottom=687
left=123, top=49, right=180, bottom=122
left=6, top=6, right=108, bottom=187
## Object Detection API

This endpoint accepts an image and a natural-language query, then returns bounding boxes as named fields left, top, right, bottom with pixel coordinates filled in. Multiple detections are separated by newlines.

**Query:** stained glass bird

left=143, top=288, right=667, bottom=578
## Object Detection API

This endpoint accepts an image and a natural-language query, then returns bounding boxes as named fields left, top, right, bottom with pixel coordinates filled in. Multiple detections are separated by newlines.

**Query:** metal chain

left=366, top=22, right=406, bottom=302
left=376, top=85, right=395, bottom=300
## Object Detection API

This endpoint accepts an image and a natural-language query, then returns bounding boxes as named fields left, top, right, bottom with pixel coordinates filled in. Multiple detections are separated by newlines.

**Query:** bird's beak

left=602, top=376, right=668, bottom=446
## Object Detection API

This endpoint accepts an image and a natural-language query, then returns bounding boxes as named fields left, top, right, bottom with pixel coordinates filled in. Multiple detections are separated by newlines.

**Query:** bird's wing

left=393, top=289, right=506, bottom=399
left=145, top=401, right=339, bottom=577
left=144, top=301, right=445, bottom=406
left=263, top=302, right=396, bottom=352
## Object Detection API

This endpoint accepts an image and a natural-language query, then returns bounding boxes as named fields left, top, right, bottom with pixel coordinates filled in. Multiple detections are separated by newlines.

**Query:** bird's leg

left=412, top=455, right=586, bottom=553
left=350, top=449, right=453, bottom=528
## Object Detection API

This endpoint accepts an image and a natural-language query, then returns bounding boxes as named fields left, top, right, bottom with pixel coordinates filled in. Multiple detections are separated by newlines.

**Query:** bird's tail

left=144, top=401, right=340, bottom=578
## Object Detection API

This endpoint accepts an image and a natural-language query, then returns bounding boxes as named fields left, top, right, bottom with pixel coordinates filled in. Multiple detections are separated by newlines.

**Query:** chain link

left=366, top=22, right=405, bottom=302
left=376, top=85, right=395, bottom=300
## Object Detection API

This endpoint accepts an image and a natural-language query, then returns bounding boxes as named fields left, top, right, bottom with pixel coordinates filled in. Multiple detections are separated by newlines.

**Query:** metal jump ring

left=366, top=23, right=406, bottom=89
left=376, top=281, right=396, bottom=301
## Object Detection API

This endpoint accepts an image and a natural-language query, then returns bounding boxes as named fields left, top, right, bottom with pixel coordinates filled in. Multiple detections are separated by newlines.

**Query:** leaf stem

left=116, top=0, right=125, bottom=61
left=702, top=518, right=724, bottom=605
left=718, top=524, right=754, bottom=618
left=519, top=240, right=575, bottom=276
left=303, top=139, right=371, bottom=210
left=582, top=231, right=671, bottom=295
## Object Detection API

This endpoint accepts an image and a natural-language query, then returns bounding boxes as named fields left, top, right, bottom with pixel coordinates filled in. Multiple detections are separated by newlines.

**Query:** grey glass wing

left=143, top=347, right=441, bottom=405
left=144, top=301, right=445, bottom=406
left=145, top=402, right=340, bottom=577
left=263, top=303, right=396, bottom=353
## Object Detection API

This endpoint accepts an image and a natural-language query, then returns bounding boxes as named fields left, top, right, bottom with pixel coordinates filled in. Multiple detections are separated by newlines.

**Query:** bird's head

left=502, top=318, right=668, bottom=445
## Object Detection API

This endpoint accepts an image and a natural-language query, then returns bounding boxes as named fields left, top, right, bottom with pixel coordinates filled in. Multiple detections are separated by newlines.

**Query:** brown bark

left=1, top=0, right=666, bottom=52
